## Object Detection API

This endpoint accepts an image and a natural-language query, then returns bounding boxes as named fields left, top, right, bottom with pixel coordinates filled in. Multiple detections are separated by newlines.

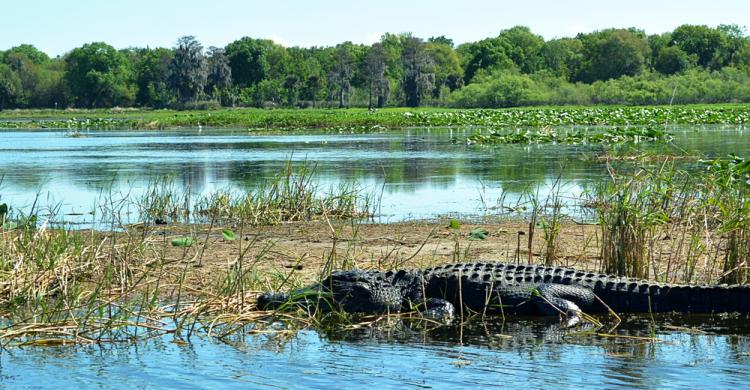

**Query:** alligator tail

left=595, top=283, right=750, bottom=313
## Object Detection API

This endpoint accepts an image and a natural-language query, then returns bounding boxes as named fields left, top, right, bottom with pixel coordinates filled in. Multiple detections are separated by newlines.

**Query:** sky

left=3, top=0, right=750, bottom=56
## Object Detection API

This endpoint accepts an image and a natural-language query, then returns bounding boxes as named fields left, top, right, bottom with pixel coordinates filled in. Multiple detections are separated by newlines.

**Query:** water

left=2, top=315, right=749, bottom=389
left=2, top=126, right=750, bottom=388
left=1, top=126, right=748, bottom=224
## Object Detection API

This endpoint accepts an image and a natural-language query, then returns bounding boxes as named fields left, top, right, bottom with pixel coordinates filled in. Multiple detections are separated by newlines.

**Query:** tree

left=328, top=44, right=355, bottom=108
left=671, top=25, right=729, bottom=69
left=498, top=26, right=545, bottom=73
left=3, top=51, right=37, bottom=106
left=0, top=64, right=22, bottom=109
left=654, top=46, right=692, bottom=75
left=283, top=75, right=300, bottom=106
left=168, top=36, right=207, bottom=103
left=718, top=24, right=750, bottom=67
left=5, top=44, right=49, bottom=65
left=301, top=75, right=325, bottom=107
left=362, top=43, right=390, bottom=108
left=206, top=46, right=233, bottom=105
left=225, top=37, right=272, bottom=88
left=458, top=37, right=514, bottom=83
left=428, top=36, right=454, bottom=47
left=540, top=38, right=584, bottom=80
left=280, top=47, right=317, bottom=107
left=65, top=42, right=135, bottom=107
left=380, top=33, right=406, bottom=80
left=425, top=41, right=463, bottom=98
left=577, top=29, right=651, bottom=82
left=33, top=58, right=68, bottom=108
left=401, top=37, right=435, bottom=107
left=3, top=44, right=53, bottom=105
left=134, top=47, right=173, bottom=107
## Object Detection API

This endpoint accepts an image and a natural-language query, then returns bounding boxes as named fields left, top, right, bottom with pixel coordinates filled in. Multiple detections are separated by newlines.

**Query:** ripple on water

left=2, top=317, right=750, bottom=389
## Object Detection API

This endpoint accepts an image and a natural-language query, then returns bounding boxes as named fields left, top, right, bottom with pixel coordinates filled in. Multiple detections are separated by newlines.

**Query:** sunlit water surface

left=2, top=315, right=749, bottom=389
left=2, top=126, right=750, bottom=388
left=1, top=126, right=748, bottom=225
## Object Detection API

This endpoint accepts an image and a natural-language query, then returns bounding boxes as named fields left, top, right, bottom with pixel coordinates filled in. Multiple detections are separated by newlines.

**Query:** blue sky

left=3, top=0, right=749, bottom=56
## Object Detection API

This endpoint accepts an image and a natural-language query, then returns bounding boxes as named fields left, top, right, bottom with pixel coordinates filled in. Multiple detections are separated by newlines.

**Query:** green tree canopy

left=168, top=36, right=207, bottom=103
left=578, top=29, right=651, bottom=82
left=540, top=38, right=584, bottom=80
left=328, top=44, right=356, bottom=108
left=654, top=45, right=692, bottom=75
left=361, top=43, right=390, bottom=108
left=426, top=40, right=463, bottom=95
left=458, top=37, right=514, bottom=83
left=225, top=37, right=273, bottom=88
left=671, top=24, right=730, bottom=69
left=65, top=42, right=135, bottom=107
left=401, top=36, right=435, bottom=107
left=0, top=64, right=22, bottom=109
left=498, top=26, right=545, bottom=73
left=134, top=47, right=173, bottom=107
left=5, top=44, right=49, bottom=65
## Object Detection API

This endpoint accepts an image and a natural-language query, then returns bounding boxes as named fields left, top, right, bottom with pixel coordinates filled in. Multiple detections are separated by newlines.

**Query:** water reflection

left=1, top=314, right=748, bottom=389
left=1, top=127, right=748, bottom=222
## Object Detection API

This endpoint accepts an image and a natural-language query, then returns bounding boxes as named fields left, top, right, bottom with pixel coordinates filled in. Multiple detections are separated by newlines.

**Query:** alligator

left=258, top=262, right=750, bottom=323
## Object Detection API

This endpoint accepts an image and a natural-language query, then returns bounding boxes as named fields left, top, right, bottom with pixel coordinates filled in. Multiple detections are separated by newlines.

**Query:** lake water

left=2, top=125, right=750, bottom=388
left=2, top=315, right=749, bottom=389
left=1, top=126, right=748, bottom=225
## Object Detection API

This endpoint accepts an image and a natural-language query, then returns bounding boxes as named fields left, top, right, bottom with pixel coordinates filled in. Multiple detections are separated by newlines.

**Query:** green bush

left=448, top=67, right=750, bottom=108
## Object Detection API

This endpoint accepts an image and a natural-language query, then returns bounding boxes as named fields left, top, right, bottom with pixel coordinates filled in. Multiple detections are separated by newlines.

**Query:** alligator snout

left=257, top=292, right=290, bottom=310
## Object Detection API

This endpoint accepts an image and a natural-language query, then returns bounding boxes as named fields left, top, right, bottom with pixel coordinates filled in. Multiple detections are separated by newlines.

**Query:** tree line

left=1, top=24, right=750, bottom=110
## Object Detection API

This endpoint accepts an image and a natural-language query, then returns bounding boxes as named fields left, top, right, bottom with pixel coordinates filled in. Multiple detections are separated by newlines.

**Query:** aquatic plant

left=586, top=154, right=750, bottom=283
left=464, top=126, right=673, bottom=146
left=192, top=161, right=373, bottom=225
left=1, top=105, right=749, bottom=131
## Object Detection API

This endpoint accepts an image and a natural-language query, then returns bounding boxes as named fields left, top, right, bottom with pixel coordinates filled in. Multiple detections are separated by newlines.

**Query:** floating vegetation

left=0, top=117, right=125, bottom=130
left=463, top=126, right=673, bottom=145
left=1, top=105, right=749, bottom=130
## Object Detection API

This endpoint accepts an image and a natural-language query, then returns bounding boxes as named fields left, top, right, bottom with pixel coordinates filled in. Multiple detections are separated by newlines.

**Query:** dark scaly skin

left=257, top=262, right=750, bottom=318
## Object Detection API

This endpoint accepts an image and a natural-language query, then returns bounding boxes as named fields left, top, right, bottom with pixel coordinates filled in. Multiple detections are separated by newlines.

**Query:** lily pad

left=222, top=229, right=236, bottom=241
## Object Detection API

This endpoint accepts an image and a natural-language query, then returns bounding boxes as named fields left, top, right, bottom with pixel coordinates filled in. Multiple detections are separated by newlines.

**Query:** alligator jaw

left=257, top=292, right=290, bottom=310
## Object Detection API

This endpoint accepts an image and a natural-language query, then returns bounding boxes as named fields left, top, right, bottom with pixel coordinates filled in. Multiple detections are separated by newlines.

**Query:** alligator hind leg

left=532, top=284, right=596, bottom=327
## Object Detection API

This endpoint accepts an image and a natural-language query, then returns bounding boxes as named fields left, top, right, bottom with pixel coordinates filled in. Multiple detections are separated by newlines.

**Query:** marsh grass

left=3, top=152, right=750, bottom=346
left=0, top=215, right=296, bottom=346
left=180, top=161, right=372, bottom=225
left=595, top=163, right=672, bottom=279
left=0, top=159, right=375, bottom=346
left=588, top=154, right=750, bottom=283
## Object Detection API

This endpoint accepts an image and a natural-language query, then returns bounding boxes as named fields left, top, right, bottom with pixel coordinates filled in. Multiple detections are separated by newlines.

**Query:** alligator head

left=257, top=270, right=405, bottom=314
